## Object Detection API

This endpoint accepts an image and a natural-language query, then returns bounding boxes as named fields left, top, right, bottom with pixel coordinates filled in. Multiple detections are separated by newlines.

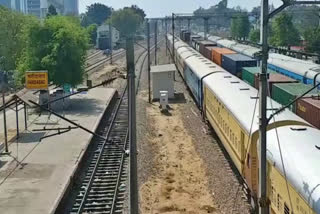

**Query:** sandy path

left=139, top=91, right=218, bottom=214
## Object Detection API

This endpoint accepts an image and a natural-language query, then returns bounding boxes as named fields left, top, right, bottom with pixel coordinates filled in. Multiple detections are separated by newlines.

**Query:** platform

left=0, top=87, right=117, bottom=214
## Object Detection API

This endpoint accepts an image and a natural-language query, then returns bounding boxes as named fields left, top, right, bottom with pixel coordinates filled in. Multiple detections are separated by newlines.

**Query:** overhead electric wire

left=244, top=90, right=259, bottom=163
left=266, top=77, right=294, bottom=210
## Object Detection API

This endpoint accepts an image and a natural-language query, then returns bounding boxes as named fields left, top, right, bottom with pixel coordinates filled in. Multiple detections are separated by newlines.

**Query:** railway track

left=69, top=88, right=129, bottom=214
left=85, top=50, right=127, bottom=73
left=61, top=37, right=165, bottom=214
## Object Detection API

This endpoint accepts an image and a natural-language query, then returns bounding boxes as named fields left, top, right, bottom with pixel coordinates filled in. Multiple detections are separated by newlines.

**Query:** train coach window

left=277, top=194, right=282, bottom=211
left=271, top=186, right=276, bottom=205
left=284, top=203, right=290, bottom=214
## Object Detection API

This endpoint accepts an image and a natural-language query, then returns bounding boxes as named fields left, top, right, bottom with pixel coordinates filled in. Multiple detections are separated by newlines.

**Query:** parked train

left=182, top=31, right=320, bottom=129
left=167, top=34, right=320, bottom=214
left=195, top=32, right=320, bottom=88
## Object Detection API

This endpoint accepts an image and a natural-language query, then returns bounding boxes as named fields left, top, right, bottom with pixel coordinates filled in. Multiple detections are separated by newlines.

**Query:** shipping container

left=182, top=32, right=191, bottom=42
left=221, top=54, right=257, bottom=78
left=272, top=83, right=320, bottom=112
left=203, top=47, right=217, bottom=61
left=212, top=48, right=236, bottom=66
left=242, top=67, right=276, bottom=87
left=191, top=36, right=201, bottom=49
left=180, top=30, right=187, bottom=40
left=198, top=40, right=217, bottom=56
left=254, top=73, right=298, bottom=94
left=297, top=96, right=320, bottom=129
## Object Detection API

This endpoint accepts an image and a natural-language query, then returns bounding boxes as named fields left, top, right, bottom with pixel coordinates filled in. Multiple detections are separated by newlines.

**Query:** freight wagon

left=221, top=54, right=257, bottom=78
left=212, top=48, right=236, bottom=66
left=198, top=40, right=217, bottom=58
left=296, top=96, right=320, bottom=129
left=202, top=33, right=320, bottom=89
left=254, top=73, right=298, bottom=94
left=242, top=67, right=276, bottom=87
left=167, top=34, right=320, bottom=214
left=271, top=83, right=320, bottom=112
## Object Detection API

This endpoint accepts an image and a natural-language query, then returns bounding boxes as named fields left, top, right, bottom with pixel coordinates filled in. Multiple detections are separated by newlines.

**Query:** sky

left=78, top=0, right=283, bottom=17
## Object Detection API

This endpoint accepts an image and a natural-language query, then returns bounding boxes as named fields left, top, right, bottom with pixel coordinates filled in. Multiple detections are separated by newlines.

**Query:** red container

left=297, top=96, right=320, bottom=129
left=254, top=73, right=298, bottom=95
left=203, top=47, right=217, bottom=61
left=198, top=40, right=217, bottom=57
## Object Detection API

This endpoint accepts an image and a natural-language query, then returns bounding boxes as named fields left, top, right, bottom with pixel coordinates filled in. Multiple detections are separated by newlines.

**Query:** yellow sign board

left=25, top=71, right=48, bottom=90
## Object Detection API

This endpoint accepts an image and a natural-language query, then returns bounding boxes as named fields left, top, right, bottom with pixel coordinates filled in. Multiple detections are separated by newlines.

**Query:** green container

left=242, top=67, right=275, bottom=87
left=272, top=83, right=320, bottom=112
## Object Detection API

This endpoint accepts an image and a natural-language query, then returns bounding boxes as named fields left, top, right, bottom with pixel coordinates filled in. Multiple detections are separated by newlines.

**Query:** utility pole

left=0, top=71, right=8, bottom=153
left=126, top=36, right=138, bottom=214
left=2, top=92, right=8, bottom=153
left=165, top=18, right=168, bottom=56
left=258, top=0, right=269, bottom=213
left=147, top=20, right=151, bottom=103
left=204, top=17, right=209, bottom=40
left=187, top=18, right=191, bottom=31
left=109, top=24, right=113, bottom=64
left=172, top=13, right=175, bottom=63
left=172, top=13, right=176, bottom=81
left=154, top=20, right=158, bottom=65
left=257, top=1, right=320, bottom=213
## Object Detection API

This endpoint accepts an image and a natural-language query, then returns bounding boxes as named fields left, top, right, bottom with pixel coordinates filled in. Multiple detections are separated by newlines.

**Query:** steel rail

left=76, top=85, right=128, bottom=214
left=85, top=50, right=127, bottom=73
left=110, top=130, right=129, bottom=214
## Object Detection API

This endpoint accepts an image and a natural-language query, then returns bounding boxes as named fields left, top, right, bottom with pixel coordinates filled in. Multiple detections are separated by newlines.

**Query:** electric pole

left=258, top=0, right=269, bottom=213
left=172, top=13, right=175, bottom=63
left=188, top=18, right=191, bottom=31
left=165, top=18, right=168, bottom=56
left=147, top=20, right=151, bottom=103
left=204, top=17, right=209, bottom=40
left=154, top=20, right=158, bottom=65
left=126, top=36, right=138, bottom=214
left=109, top=24, right=113, bottom=64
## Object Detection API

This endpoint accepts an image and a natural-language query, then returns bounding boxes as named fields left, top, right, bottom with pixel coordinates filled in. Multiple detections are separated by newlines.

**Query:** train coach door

left=240, top=132, right=245, bottom=172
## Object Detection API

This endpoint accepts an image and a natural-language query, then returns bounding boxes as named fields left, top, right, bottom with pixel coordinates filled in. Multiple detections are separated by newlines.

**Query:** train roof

left=223, top=53, right=256, bottom=61
left=168, top=34, right=226, bottom=78
left=206, top=35, right=260, bottom=58
left=267, top=125, right=320, bottom=212
left=268, top=53, right=320, bottom=81
left=202, top=33, right=320, bottom=81
left=203, top=72, right=308, bottom=134
left=185, top=56, right=226, bottom=78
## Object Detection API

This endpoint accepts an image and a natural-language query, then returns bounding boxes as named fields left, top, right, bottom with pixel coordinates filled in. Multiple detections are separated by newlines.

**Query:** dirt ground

left=139, top=90, right=217, bottom=214
left=136, top=39, right=251, bottom=214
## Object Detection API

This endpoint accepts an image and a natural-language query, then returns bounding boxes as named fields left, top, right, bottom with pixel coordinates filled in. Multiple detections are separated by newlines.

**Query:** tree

left=86, top=24, right=98, bottom=45
left=270, top=12, right=300, bottom=48
left=47, top=5, right=57, bottom=17
left=0, top=7, right=37, bottom=72
left=108, top=8, right=143, bottom=37
left=249, top=28, right=260, bottom=43
left=217, top=0, right=228, bottom=10
left=304, top=27, right=320, bottom=55
left=81, top=3, right=113, bottom=26
left=231, top=14, right=250, bottom=40
left=18, top=16, right=89, bottom=86
left=124, top=5, right=146, bottom=20
left=286, top=5, right=319, bottom=33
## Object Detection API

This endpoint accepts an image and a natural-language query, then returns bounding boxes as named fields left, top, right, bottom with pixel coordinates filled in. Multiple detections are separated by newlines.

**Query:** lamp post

left=258, top=1, right=320, bottom=214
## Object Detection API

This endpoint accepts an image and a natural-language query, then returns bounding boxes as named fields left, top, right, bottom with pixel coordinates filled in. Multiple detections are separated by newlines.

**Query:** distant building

left=0, top=0, right=10, bottom=8
left=27, top=0, right=41, bottom=17
left=64, top=0, right=78, bottom=15
left=0, top=0, right=78, bottom=18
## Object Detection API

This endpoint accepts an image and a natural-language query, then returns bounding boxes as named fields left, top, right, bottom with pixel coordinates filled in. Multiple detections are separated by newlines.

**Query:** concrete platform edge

left=49, top=89, right=118, bottom=214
